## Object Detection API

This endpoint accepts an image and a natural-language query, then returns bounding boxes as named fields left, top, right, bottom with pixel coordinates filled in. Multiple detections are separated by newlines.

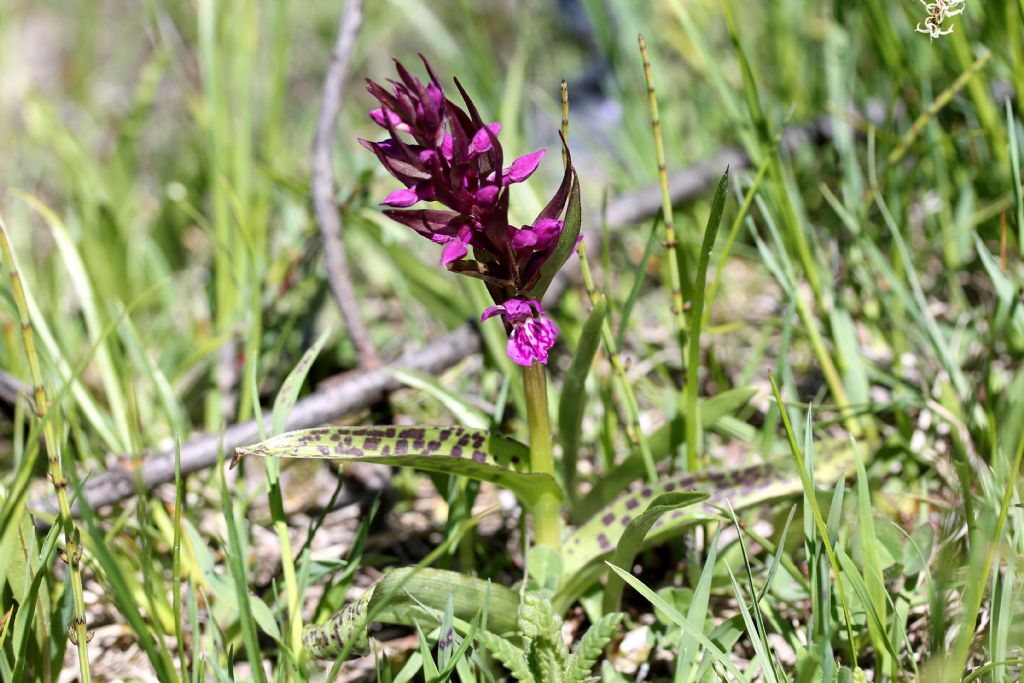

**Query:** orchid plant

left=233, top=58, right=810, bottom=678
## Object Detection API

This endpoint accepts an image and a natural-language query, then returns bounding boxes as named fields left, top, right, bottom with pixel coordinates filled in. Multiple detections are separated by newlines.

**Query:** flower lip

left=479, top=297, right=558, bottom=366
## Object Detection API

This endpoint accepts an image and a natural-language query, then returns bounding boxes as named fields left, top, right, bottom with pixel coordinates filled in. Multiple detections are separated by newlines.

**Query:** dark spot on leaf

left=625, top=498, right=640, bottom=510
left=451, top=446, right=463, bottom=457
left=318, top=446, right=329, bottom=456
left=641, top=487, right=652, bottom=497
left=426, top=440, right=441, bottom=453
left=395, top=440, right=408, bottom=455
left=597, top=533, right=612, bottom=551
left=400, top=428, right=426, bottom=440
left=363, top=437, right=380, bottom=451
left=602, top=513, right=614, bottom=525
left=472, top=450, right=487, bottom=462
left=383, top=427, right=396, bottom=437
left=620, top=515, right=631, bottom=526
left=664, top=482, right=676, bottom=492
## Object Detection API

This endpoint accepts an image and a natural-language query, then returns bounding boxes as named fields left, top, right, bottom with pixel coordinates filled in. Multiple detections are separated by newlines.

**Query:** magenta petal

left=504, top=149, right=546, bottom=184
left=511, top=228, right=538, bottom=250
left=381, top=188, right=420, bottom=207
left=441, top=133, right=454, bottom=160
left=532, top=218, right=563, bottom=249
left=507, top=330, right=537, bottom=366
left=369, top=107, right=409, bottom=132
left=440, top=239, right=468, bottom=265
left=502, top=298, right=533, bottom=319
left=474, top=185, right=500, bottom=205
left=480, top=305, right=504, bottom=322
left=470, top=123, right=502, bottom=153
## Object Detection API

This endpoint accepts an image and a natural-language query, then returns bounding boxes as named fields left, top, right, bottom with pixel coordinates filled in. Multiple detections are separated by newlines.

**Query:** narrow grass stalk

left=562, top=81, right=657, bottom=482
left=0, top=218, right=92, bottom=682
left=887, top=50, right=992, bottom=165
left=523, top=363, right=562, bottom=548
left=704, top=157, right=772, bottom=318
left=947, top=435, right=1024, bottom=679
left=770, top=375, right=858, bottom=665
left=574, top=241, right=656, bottom=482
left=172, top=443, right=188, bottom=679
left=684, top=171, right=729, bottom=471
left=638, top=35, right=688, bottom=348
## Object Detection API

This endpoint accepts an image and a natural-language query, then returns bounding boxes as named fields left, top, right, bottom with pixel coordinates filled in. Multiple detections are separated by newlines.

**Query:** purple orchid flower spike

left=363, top=57, right=582, bottom=366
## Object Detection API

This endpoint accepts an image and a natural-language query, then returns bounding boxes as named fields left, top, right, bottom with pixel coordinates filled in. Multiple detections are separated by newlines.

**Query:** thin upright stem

left=639, top=35, right=688, bottom=344
left=0, top=219, right=92, bottom=682
left=522, top=362, right=562, bottom=548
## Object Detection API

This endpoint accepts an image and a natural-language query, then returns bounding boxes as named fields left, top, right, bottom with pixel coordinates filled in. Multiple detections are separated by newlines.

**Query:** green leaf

left=558, top=294, right=608, bottom=502
left=518, top=594, right=568, bottom=682
left=565, top=451, right=847, bottom=580
left=675, top=528, right=722, bottom=681
left=605, top=564, right=745, bottom=680
left=307, top=567, right=519, bottom=660
left=563, top=612, right=624, bottom=682
left=271, top=327, right=331, bottom=435
left=684, top=169, right=729, bottom=469
left=602, top=492, right=708, bottom=614
left=476, top=630, right=536, bottom=683
left=526, top=546, right=564, bottom=594
left=235, top=426, right=562, bottom=508
left=616, top=214, right=661, bottom=348
left=527, top=165, right=581, bottom=299
left=571, top=386, right=758, bottom=523
left=386, top=367, right=490, bottom=429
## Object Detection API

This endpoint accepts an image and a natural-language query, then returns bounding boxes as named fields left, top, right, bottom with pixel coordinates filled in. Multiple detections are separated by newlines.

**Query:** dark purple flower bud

left=503, top=150, right=546, bottom=184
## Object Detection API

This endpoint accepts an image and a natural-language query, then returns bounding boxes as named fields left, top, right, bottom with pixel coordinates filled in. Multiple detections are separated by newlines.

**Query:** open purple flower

left=481, top=299, right=559, bottom=367
left=362, top=57, right=582, bottom=366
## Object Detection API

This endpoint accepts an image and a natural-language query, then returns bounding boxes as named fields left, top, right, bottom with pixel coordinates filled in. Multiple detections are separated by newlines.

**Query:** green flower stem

left=522, top=362, right=562, bottom=548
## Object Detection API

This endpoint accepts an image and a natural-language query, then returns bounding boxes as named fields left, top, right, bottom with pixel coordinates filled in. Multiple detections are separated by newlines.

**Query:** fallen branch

left=33, top=325, right=479, bottom=522
left=311, top=0, right=378, bottom=369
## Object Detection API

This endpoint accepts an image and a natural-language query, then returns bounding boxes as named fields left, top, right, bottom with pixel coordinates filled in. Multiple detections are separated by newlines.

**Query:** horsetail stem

left=0, top=217, right=92, bottom=682
left=638, top=35, right=688, bottom=343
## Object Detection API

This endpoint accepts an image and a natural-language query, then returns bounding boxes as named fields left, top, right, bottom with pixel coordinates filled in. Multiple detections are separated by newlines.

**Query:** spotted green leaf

left=560, top=447, right=854, bottom=595
left=602, top=491, right=709, bottom=614
left=234, top=426, right=562, bottom=508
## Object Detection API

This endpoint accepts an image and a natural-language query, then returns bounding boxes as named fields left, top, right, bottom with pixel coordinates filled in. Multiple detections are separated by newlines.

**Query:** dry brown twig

left=311, top=0, right=379, bottom=369
left=33, top=325, right=480, bottom=526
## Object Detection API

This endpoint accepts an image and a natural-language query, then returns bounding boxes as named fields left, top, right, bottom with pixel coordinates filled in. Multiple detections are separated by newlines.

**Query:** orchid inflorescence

left=361, top=57, right=580, bottom=366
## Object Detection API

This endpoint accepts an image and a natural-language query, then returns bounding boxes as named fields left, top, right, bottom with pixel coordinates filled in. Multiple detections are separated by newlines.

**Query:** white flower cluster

left=916, top=0, right=967, bottom=39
